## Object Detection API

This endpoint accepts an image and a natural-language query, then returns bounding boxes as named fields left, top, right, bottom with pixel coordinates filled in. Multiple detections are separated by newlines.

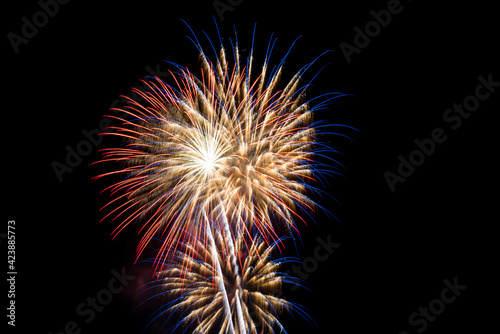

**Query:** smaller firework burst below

left=139, top=226, right=310, bottom=334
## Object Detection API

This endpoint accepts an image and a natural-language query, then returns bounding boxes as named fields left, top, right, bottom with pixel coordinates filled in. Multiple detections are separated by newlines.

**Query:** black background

left=4, top=0, right=498, bottom=333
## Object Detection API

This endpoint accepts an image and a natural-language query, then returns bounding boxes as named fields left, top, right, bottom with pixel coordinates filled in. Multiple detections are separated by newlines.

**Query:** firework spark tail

left=205, top=213, right=235, bottom=334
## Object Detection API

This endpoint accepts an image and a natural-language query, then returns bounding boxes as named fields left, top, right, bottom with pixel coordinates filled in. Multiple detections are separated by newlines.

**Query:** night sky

left=5, top=0, right=498, bottom=333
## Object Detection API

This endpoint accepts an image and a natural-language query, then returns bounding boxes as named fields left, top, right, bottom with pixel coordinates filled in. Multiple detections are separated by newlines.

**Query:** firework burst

left=95, top=22, right=353, bottom=333
left=140, top=226, right=310, bottom=334
left=94, top=25, right=347, bottom=269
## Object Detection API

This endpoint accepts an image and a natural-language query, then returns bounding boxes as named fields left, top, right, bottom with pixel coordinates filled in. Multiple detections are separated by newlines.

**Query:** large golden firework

left=95, top=30, right=344, bottom=268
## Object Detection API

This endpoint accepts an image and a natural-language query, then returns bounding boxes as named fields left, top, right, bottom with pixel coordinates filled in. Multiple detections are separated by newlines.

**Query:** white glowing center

left=200, top=147, right=217, bottom=173
left=187, top=132, right=229, bottom=178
